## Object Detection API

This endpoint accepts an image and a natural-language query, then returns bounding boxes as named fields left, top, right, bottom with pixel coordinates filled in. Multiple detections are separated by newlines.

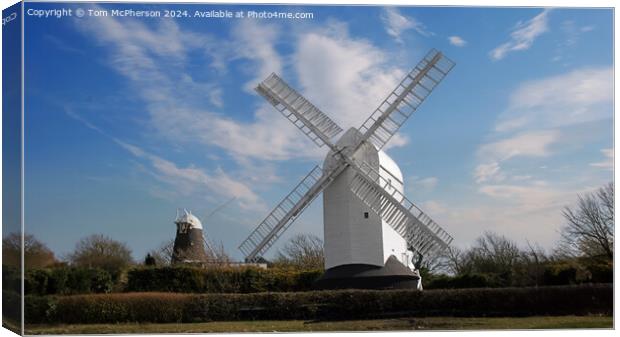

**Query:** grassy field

left=24, top=315, right=612, bottom=334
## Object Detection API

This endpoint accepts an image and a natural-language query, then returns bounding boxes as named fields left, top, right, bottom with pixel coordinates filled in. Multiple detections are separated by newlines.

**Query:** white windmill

left=239, top=49, right=455, bottom=289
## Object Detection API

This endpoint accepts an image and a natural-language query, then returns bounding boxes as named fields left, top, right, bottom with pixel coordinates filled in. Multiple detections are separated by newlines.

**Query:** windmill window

left=364, top=212, right=369, bottom=219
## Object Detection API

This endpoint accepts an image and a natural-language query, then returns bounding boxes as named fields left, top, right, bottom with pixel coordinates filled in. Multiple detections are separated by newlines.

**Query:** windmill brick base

left=314, top=255, right=422, bottom=290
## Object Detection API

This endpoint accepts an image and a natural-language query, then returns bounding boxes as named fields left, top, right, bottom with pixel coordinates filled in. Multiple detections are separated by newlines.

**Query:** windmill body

left=172, top=209, right=220, bottom=265
left=323, top=128, right=413, bottom=270
left=172, top=210, right=209, bottom=264
left=239, top=49, right=456, bottom=289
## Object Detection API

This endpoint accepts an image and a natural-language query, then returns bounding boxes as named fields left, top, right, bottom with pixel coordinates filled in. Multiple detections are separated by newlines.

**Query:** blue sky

left=21, top=3, right=613, bottom=261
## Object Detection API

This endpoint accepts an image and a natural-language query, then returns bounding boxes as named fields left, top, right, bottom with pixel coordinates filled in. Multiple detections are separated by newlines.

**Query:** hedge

left=126, top=266, right=323, bottom=293
left=3, top=290, right=21, bottom=322
left=425, top=273, right=503, bottom=289
left=23, top=267, right=113, bottom=295
left=24, top=284, right=612, bottom=324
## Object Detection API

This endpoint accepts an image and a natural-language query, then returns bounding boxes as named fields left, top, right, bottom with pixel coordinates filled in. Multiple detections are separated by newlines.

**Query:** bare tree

left=463, top=231, right=521, bottom=275
left=147, top=239, right=175, bottom=266
left=2, top=232, right=56, bottom=269
left=558, top=183, right=614, bottom=260
left=435, top=246, right=466, bottom=275
left=273, top=233, right=324, bottom=269
left=513, top=241, right=549, bottom=286
left=67, top=234, right=133, bottom=273
left=206, top=241, right=233, bottom=265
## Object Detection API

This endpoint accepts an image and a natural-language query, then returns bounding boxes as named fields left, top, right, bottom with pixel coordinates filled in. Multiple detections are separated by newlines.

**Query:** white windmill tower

left=239, top=49, right=455, bottom=289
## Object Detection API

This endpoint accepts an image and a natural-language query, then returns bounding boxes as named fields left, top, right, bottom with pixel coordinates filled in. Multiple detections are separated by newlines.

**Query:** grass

left=24, top=315, right=613, bottom=334
left=2, top=318, right=21, bottom=335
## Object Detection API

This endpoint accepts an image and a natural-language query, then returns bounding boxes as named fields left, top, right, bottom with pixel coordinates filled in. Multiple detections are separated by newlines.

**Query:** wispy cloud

left=409, top=176, right=439, bottom=191
left=466, top=60, right=613, bottom=248
left=116, top=140, right=264, bottom=211
left=479, top=130, right=560, bottom=161
left=426, top=181, right=603, bottom=249
left=474, top=161, right=505, bottom=184
left=474, top=67, right=612, bottom=187
left=490, top=9, right=551, bottom=61
left=231, top=20, right=283, bottom=92
left=380, top=7, right=432, bottom=43
left=75, top=10, right=315, bottom=162
left=71, top=8, right=421, bottom=218
left=495, top=67, right=613, bottom=132
left=590, top=148, right=613, bottom=170
left=45, top=34, right=84, bottom=54
left=66, top=107, right=265, bottom=211
left=448, top=35, right=467, bottom=47
left=475, top=130, right=559, bottom=184
left=552, top=21, right=596, bottom=64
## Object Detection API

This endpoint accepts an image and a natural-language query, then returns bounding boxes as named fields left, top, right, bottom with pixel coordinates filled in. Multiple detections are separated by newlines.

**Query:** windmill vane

left=239, top=49, right=455, bottom=290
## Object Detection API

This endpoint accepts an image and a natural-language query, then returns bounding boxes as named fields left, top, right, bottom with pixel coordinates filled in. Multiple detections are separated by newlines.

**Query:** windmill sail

left=256, top=73, right=343, bottom=148
left=358, top=49, right=455, bottom=150
left=241, top=49, right=455, bottom=268
left=202, top=232, right=219, bottom=260
left=239, top=164, right=344, bottom=262
left=348, top=160, right=453, bottom=259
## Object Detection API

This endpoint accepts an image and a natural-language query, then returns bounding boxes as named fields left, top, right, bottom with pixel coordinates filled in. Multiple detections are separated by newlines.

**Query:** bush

left=24, top=267, right=113, bottom=295
left=3, top=290, right=21, bottom=322
left=425, top=273, right=502, bottom=289
left=126, top=266, right=323, bottom=293
left=543, top=263, right=579, bottom=285
left=23, top=284, right=612, bottom=324
left=3, top=265, right=22, bottom=293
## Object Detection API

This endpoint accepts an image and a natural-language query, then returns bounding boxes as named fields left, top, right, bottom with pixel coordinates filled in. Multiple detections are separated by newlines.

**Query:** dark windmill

left=171, top=209, right=214, bottom=264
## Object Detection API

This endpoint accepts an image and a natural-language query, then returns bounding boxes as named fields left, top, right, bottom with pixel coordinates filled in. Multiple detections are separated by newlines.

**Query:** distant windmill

left=172, top=209, right=209, bottom=264
left=172, top=197, right=235, bottom=264
left=239, top=49, right=455, bottom=289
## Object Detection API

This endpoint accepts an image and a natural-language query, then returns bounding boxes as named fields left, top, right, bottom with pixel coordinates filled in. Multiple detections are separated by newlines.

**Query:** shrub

left=3, top=266, right=22, bottom=294
left=425, top=273, right=501, bottom=289
left=25, top=269, right=51, bottom=295
left=23, top=267, right=113, bottom=295
left=543, top=263, right=578, bottom=285
left=125, top=266, right=323, bottom=293
left=3, top=290, right=21, bottom=322
left=23, top=284, right=612, bottom=324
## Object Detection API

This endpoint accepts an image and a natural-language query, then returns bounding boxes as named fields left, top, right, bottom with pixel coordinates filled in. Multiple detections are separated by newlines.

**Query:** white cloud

left=422, top=181, right=604, bottom=249
left=479, top=130, right=560, bottom=161
left=580, top=25, right=595, bottom=32
left=466, top=63, right=613, bottom=249
left=496, top=67, right=613, bottom=132
left=474, top=161, right=505, bottom=184
left=448, top=35, right=467, bottom=47
left=381, top=7, right=431, bottom=43
left=420, top=200, right=447, bottom=215
left=474, top=130, right=559, bottom=185
left=294, top=22, right=409, bottom=148
left=66, top=106, right=266, bottom=211
left=118, top=141, right=264, bottom=211
left=410, top=176, right=439, bottom=191
left=231, top=20, right=283, bottom=92
left=590, top=148, right=613, bottom=170
left=78, top=13, right=413, bottom=164
left=76, top=11, right=319, bottom=163
left=490, top=9, right=551, bottom=60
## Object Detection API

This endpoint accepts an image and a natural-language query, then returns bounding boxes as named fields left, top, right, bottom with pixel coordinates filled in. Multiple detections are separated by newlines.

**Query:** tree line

left=3, top=182, right=613, bottom=287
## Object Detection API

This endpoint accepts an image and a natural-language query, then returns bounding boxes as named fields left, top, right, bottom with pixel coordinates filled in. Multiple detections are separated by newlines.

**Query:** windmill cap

left=175, top=209, right=203, bottom=229
left=377, top=150, right=404, bottom=184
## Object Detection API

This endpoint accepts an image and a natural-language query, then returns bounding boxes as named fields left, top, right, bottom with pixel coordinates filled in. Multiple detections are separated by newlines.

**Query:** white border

left=0, top=1, right=617, bottom=337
